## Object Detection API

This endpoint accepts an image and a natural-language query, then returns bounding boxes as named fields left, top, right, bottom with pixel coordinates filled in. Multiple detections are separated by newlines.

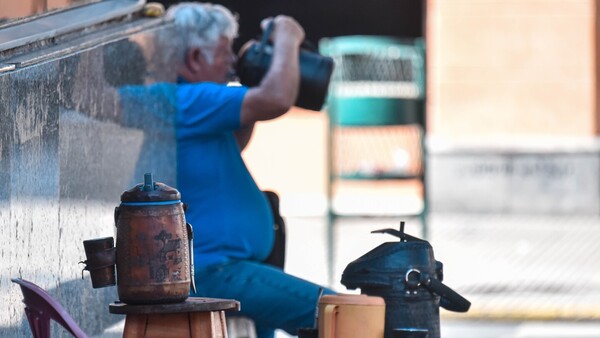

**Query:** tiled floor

left=98, top=212, right=600, bottom=337
left=278, top=212, right=600, bottom=337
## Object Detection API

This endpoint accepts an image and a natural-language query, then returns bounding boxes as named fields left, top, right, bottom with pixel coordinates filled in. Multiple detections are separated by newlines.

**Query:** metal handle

left=186, top=222, right=196, bottom=294
left=419, top=274, right=471, bottom=312
left=113, top=206, right=120, bottom=228
left=260, top=19, right=275, bottom=46
left=405, top=268, right=471, bottom=312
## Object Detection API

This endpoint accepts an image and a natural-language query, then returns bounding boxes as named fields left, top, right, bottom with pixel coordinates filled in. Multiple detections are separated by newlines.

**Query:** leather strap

left=419, top=274, right=471, bottom=312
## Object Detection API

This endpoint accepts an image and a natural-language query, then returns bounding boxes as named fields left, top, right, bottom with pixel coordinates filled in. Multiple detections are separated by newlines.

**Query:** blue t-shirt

left=176, top=82, right=274, bottom=269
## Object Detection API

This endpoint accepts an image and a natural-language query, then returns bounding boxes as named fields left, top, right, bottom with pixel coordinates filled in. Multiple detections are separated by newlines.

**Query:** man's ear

left=185, top=47, right=205, bottom=73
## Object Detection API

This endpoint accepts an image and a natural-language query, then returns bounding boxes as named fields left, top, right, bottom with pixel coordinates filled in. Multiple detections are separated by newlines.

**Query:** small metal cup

left=393, top=328, right=429, bottom=338
left=82, top=237, right=117, bottom=288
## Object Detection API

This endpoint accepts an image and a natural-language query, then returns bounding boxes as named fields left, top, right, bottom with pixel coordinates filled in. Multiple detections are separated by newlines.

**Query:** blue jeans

left=192, top=260, right=335, bottom=338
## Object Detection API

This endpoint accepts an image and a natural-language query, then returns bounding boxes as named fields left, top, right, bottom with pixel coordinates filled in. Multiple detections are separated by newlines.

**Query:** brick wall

left=426, top=0, right=598, bottom=138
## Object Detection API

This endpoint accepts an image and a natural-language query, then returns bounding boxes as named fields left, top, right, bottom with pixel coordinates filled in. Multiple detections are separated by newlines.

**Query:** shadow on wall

left=59, top=37, right=179, bottom=201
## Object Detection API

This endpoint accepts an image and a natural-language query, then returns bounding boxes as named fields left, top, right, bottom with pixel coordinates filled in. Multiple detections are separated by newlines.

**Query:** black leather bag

left=236, top=21, right=335, bottom=111
left=341, top=223, right=470, bottom=338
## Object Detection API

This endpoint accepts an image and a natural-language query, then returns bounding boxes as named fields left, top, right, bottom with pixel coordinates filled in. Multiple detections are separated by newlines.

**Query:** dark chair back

left=263, top=190, right=286, bottom=270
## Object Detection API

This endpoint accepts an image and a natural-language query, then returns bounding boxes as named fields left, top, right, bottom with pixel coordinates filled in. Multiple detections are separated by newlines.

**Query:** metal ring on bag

left=405, top=268, right=421, bottom=286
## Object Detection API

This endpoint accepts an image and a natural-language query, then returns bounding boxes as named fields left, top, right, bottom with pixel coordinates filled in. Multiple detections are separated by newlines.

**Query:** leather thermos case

left=114, top=173, right=191, bottom=304
left=236, top=21, right=334, bottom=111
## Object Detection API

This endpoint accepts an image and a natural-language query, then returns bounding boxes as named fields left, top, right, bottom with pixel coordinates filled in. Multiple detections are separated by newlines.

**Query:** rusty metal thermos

left=114, top=173, right=192, bottom=304
left=82, top=173, right=195, bottom=304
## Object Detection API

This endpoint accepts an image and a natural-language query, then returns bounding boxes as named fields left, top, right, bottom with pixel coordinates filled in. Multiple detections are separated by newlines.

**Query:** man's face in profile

left=204, top=36, right=235, bottom=84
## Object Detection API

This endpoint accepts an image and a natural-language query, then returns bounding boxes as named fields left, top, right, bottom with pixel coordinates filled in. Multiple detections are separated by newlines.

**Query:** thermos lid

left=341, top=222, right=436, bottom=291
left=120, top=173, right=181, bottom=203
left=319, top=294, right=385, bottom=306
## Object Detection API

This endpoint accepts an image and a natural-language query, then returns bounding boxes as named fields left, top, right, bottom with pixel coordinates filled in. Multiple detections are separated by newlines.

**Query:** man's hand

left=261, top=16, right=305, bottom=47
left=240, top=15, right=304, bottom=126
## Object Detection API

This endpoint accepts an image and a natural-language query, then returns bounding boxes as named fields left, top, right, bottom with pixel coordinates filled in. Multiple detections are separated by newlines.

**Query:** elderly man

left=166, top=3, right=334, bottom=338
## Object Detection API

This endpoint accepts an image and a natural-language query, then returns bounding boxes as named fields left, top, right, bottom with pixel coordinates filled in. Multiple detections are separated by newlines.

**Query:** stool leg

left=216, top=311, right=227, bottom=338
left=146, top=313, right=193, bottom=337
left=123, top=314, right=148, bottom=338
left=124, top=313, right=196, bottom=338
left=190, top=311, right=228, bottom=338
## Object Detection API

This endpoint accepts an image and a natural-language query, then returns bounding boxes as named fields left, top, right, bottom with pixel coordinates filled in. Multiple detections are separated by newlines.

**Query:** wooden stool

left=109, top=297, right=240, bottom=338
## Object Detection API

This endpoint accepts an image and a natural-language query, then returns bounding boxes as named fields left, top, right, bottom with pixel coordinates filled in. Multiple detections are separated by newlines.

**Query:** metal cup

left=393, top=328, right=429, bottom=338
left=82, top=237, right=117, bottom=288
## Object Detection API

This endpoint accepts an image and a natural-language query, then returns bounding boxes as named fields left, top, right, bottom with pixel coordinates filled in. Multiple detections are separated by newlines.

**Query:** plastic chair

left=11, top=278, right=88, bottom=338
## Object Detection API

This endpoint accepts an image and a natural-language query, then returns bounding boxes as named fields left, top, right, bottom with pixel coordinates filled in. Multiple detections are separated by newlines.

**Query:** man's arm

left=239, top=16, right=304, bottom=126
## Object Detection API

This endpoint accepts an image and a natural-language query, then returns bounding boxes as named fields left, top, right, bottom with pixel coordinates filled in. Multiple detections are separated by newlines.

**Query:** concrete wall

left=427, top=141, right=600, bottom=214
left=0, top=11, right=181, bottom=336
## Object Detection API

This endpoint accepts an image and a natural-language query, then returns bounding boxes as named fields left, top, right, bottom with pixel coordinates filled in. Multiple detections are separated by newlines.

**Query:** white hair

left=166, top=2, right=238, bottom=64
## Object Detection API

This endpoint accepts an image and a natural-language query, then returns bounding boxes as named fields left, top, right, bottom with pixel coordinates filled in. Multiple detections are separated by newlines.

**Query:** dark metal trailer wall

left=160, top=0, right=424, bottom=51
